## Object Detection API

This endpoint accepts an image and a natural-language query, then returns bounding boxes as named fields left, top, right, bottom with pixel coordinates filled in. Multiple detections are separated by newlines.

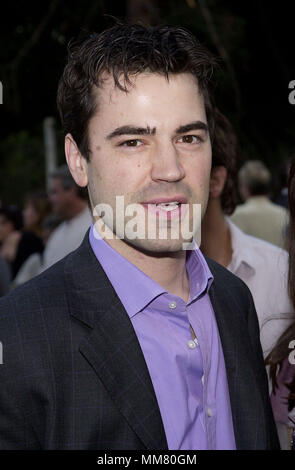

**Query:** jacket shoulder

left=0, top=254, right=70, bottom=329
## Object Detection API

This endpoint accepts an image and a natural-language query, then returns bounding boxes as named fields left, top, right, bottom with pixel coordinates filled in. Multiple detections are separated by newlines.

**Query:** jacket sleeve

left=0, top=383, right=30, bottom=449
left=0, top=296, right=40, bottom=449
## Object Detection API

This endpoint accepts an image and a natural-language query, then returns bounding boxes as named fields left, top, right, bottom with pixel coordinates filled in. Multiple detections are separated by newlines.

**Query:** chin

left=124, top=237, right=192, bottom=255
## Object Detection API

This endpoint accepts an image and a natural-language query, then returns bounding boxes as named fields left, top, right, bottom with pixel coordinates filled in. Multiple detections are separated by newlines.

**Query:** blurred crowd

left=0, top=165, right=92, bottom=294
left=0, top=110, right=294, bottom=449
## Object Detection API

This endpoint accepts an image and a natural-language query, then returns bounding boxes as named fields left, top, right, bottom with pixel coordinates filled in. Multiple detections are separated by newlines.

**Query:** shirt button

left=201, top=375, right=204, bottom=386
left=187, top=340, right=196, bottom=349
left=207, top=407, right=212, bottom=417
left=169, top=301, right=177, bottom=309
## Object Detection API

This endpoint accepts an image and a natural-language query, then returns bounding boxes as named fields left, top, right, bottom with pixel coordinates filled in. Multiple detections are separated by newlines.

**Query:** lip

left=140, top=197, right=189, bottom=220
left=141, top=195, right=188, bottom=204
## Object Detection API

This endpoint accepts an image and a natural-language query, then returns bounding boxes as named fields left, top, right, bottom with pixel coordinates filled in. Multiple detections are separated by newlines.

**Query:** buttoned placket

left=200, top=326, right=214, bottom=449
left=166, top=288, right=213, bottom=449
left=187, top=302, right=212, bottom=449
left=185, top=301, right=210, bottom=449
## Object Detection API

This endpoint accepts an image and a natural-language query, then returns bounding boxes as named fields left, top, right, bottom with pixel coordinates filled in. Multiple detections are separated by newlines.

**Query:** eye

left=178, top=135, right=202, bottom=144
left=119, top=139, right=143, bottom=147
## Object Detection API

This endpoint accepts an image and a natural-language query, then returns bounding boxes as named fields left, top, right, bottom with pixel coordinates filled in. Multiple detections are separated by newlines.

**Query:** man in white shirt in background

left=230, top=160, right=289, bottom=249
left=201, top=110, right=294, bottom=359
left=42, top=165, right=92, bottom=270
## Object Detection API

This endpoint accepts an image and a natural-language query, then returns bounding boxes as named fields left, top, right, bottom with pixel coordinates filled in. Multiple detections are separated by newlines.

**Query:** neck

left=201, top=199, right=232, bottom=268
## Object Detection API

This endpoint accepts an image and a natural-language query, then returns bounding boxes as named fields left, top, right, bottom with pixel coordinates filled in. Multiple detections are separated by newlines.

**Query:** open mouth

left=152, top=201, right=181, bottom=211
left=141, top=200, right=187, bottom=220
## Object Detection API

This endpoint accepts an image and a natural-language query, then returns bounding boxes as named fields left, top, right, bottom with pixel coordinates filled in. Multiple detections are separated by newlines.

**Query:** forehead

left=91, top=72, right=206, bottom=128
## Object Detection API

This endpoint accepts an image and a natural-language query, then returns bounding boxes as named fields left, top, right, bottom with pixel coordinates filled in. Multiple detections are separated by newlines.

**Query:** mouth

left=141, top=197, right=188, bottom=219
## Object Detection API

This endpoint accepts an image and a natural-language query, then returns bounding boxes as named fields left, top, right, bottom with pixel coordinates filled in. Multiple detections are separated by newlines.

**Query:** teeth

left=155, top=201, right=180, bottom=211
left=156, top=201, right=179, bottom=206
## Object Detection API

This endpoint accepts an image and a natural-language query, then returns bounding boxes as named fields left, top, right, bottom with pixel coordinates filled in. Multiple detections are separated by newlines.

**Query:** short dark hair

left=57, top=22, right=216, bottom=161
left=211, top=109, right=239, bottom=215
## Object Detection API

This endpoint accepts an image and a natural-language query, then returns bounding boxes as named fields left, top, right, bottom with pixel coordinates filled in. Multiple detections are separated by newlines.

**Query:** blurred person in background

left=0, top=255, right=11, bottom=297
left=266, top=158, right=295, bottom=449
left=42, top=213, right=62, bottom=244
left=23, top=191, right=52, bottom=238
left=41, top=164, right=92, bottom=270
left=0, top=200, right=11, bottom=295
left=271, top=158, right=292, bottom=210
left=0, top=205, right=43, bottom=281
left=201, top=110, right=294, bottom=359
left=231, top=160, right=289, bottom=248
left=13, top=191, right=52, bottom=287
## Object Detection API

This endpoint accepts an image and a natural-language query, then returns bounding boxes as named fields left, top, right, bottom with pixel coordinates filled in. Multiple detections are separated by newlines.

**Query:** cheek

left=92, top=162, right=140, bottom=199
left=186, top=157, right=211, bottom=189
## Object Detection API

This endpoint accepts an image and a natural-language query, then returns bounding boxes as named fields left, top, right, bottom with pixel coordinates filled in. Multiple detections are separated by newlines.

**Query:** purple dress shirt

left=89, top=224, right=236, bottom=450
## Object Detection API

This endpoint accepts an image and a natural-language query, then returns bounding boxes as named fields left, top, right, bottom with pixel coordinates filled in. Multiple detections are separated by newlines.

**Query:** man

left=0, top=24, right=279, bottom=450
left=201, top=110, right=294, bottom=360
left=41, top=165, right=92, bottom=270
left=231, top=160, right=289, bottom=248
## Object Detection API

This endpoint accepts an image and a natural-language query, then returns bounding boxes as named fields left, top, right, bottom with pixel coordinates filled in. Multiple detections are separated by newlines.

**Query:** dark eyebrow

left=106, top=121, right=208, bottom=140
left=106, top=125, right=156, bottom=140
left=175, top=121, right=208, bottom=134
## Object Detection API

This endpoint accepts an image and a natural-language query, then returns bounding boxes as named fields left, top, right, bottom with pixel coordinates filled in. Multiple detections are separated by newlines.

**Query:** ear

left=65, top=134, right=88, bottom=188
left=209, top=166, right=228, bottom=199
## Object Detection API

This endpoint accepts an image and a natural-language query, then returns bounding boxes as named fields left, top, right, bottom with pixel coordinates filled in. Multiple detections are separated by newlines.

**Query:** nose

left=150, top=142, right=185, bottom=183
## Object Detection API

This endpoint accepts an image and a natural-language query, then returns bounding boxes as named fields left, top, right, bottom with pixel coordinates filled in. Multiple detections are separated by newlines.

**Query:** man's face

left=86, top=72, right=212, bottom=253
left=49, top=177, right=72, bottom=218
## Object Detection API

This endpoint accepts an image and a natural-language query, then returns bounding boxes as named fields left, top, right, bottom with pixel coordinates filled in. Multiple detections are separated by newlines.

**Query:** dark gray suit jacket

left=0, top=232, right=279, bottom=449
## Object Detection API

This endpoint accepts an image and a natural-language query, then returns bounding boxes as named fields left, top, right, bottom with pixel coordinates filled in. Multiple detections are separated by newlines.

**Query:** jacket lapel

left=207, top=259, right=264, bottom=449
left=64, top=232, right=168, bottom=450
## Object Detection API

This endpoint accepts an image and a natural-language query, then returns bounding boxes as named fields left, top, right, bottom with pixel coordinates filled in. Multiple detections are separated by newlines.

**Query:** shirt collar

left=244, top=196, right=270, bottom=207
left=89, top=224, right=213, bottom=318
left=226, top=217, right=256, bottom=275
left=186, top=239, right=214, bottom=303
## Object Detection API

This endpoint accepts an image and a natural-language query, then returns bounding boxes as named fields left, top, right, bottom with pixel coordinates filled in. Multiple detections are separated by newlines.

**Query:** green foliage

left=0, top=129, right=46, bottom=206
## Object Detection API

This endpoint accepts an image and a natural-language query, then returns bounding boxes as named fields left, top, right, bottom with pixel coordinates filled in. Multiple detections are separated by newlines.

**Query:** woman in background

left=22, top=191, right=51, bottom=238
left=266, top=159, right=295, bottom=449
left=0, top=192, right=52, bottom=287
left=12, top=191, right=52, bottom=287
